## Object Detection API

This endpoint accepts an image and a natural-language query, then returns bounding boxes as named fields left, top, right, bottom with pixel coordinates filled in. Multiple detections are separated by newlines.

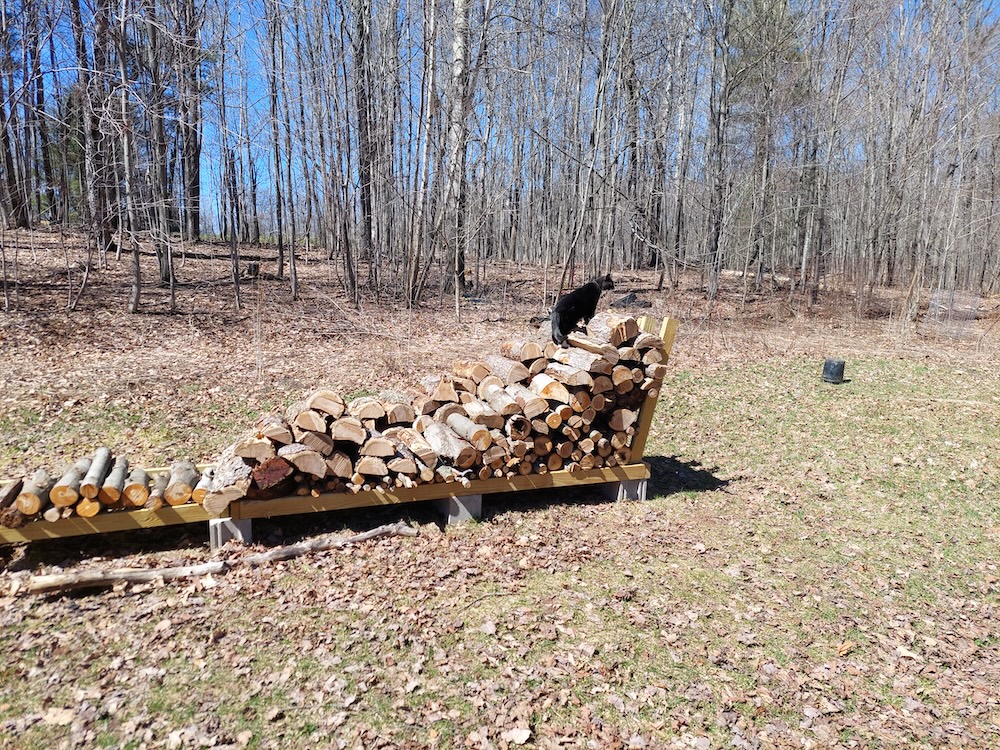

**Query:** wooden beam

left=0, top=504, right=214, bottom=544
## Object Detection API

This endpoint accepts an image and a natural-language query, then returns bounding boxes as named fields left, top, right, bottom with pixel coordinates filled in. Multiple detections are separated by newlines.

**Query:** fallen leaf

left=501, top=727, right=531, bottom=744
left=42, top=707, right=75, bottom=726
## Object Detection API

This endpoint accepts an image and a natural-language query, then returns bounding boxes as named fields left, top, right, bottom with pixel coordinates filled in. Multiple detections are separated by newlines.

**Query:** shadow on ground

left=645, top=454, right=729, bottom=496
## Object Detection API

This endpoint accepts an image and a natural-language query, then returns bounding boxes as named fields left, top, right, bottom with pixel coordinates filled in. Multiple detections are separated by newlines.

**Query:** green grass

left=2, top=353, right=998, bottom=748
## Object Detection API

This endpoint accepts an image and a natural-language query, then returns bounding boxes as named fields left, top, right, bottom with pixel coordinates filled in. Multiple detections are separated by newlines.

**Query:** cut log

left=349, top=396, right=386, bottom=421
left=98, top=456, right=129, bottom=506
left=532, top=434, right=554, bottom=455
left=453, top=359, right=491, bottom=383
left=609, top=408, right=639, bottom=432
left=235, top=434, right=277, bottom=462
left=476, top=374, right=505, bottom=399
left=289, top=404, right=328, bottom=433
left=203, top=448, right=253, bottom=517
left=164, top=460, right=200, bottom=506
left=293, top=427, right=335, bottom=456
left=76, top=496, right=102, bottom=518
left=545, top=361, right=594, bottom=387
left=433, top=402, right=466, bottom=422
left=330, top=416, right=366, bottom=444
left=646, top=363, right=669, bottom=380
left=452, top=376, right=477, bottom=395
left=479, top=381, right=521, bottom=416
left=256, top=414, right=294, bottom=445
left=325, top=450, right=355, bottom=479
left=528, top=357, right=549, bottom=377
left=505, top=383, right=547, bottom=418
left=408, top=389, right=441, bottom=416
left=421, top=374, right=460, bottom=403
left=51, top=458, right=93, bottom=508
left=79, top=447, right=113, bottom=499
left=381, top=400, right=416, bottom=425
left=15, top=469, right=52, bottom=516
left=500, top=340, right=544, bottom=362
left=551, top=348, right=612, bottom=375
left=588, top=314, right=640, bottom=346
left=529, top=373, right=571, bottom=404
left=277, top=443, right=327, bottom=478
left=422, top=422, right=479, bottom=469
left=145, top=473, right=169, bottom=511
left=568, top=389, right=591, bottom=413
left=383, top=427, right=439, bottom=471
left=123, top=468, right=151, bottom=507
left=445, top=412, right=492, bottom=451
left=44, top=506, right=73, bottom=522
left=565, top=333, right=620, bottom=364
left=0, top=506, right=27, bottom=528
left=505, top=414, right=532, bottom=441
left=462, top=399, right=504, bottom=429
left=252, top=457, right=294, bottom=491
left=192, top=468, right=215, bottom=504
left=616, top=346, right=640, bottom=364
left=306, top=389, right=346, bottom=419
left=356, top=456, right=389, bottom=477
left=483, top=355, right=529, bottom=385
left=361, top=433, right=396, bottom=458
left=591, top=375, right=614, bottom=395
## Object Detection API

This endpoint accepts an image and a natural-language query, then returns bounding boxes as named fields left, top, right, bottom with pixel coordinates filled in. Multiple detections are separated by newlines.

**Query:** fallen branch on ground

left=15, top=521, right=418, bottom=596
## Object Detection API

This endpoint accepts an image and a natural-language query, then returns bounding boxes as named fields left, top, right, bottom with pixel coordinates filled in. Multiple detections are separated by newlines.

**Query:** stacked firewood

left=201, top=313, right=669, bottom=516
left=0, top=450, right=212, bottom=528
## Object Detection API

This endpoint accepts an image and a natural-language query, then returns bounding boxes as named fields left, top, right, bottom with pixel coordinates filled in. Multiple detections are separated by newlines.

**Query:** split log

left=98, top=457, right=129, bottom=506
left=289, top=405, right=328, bottom=433
left=325, top=451, right=355, bottom=479
left=529, top=373, right=571, bottom=404
left=565, top=333, right=620, bottom=364
left=164, top=460, right=200, bottom=506
left=476, top=374, right=505, bottom=399
left=408, top=389, right=441, bottom=416
left=252, top=457, right=295, bottom=490
left=203, top=448, right=253, bottom=517
left=591, top=375, right=614, bottom=395
left=349, top=396, right=386, bottom=421
left=528, top=357, right=549, bottom=377
left=500, top=340, right=544, bottom=362
left=79, top=447, right=113, bottom=499
left=145, top=473, right=169, bottom=511
left=2, top=478, right=24, bottom=512
left=256, top=414, right=294, bottom=445
left=483, top=355, right=529, bottom=385
left=292, top=428, right=334, bottom=456
left=15, top=470, right=52, bottom=516
left=505, top=414, right=532, bottom=441
left=462, top=399, right=504, bottom=429
left=505, top=383, right=548, bottom=419
left=123, top=468, right=151, bottom=507
left=433, top=403, right=466, bottom=423
left=234, top=435, right=277, bottom=462
left=568, top=389, right=592, bottom=413
left=277, top=443, right=327, bottom=478
left=445, top=413, right=492, bottom=451
left=330, top=416, right=366, bottom=445
left=422, top=422, right=478, bottom=469
left=588, top=314, right=639, bottom=347
left=361, top=433, right=396, bottom=457
left=421, top=374, right=460, bottom=403
left=452, top=376, right=478, bottom=394
left=356, top=456, right=389, bottom=477
left=551, top=348, right=612, bottom=375
left=617, top=346, right=640, bottom=363
left=306, top=389, right=346, bottom=419
left=545, top=362, right=594, bottom=387
left=382, top=428, right=438, bottom=476
left=192, top=468, right=215, bottom=504
left=634, top=332, right=664, bottom=352
left=453, top=359, right=491, bottom=383
left=646, top=363, right=669, bottom=380
left=51, top=458, right=93, bottom=508
left=381, top=400, right=416, bottom=425
left=386, top=456, right=418, bottom=476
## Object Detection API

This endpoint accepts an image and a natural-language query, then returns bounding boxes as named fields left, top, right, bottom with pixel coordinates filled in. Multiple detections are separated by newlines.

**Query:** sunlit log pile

left=0, top=314, right=668, bottom=526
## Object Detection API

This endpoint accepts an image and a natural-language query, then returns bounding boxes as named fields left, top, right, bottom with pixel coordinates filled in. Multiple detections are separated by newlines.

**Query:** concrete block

left=435, top=493, right=483, bottom=524
left=209, top=517, right=253, bottom=550
left=599, top=478, right=648, bottom=502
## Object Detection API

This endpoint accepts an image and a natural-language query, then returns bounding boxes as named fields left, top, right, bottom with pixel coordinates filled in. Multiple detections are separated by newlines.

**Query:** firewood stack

left=202, top=313, right=670, bottom=517
left=0, top=453, right=212, bottom=529
left=0, top=314, right=670, bottom=527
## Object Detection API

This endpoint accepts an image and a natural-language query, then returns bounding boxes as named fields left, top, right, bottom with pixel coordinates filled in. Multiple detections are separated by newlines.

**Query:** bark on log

left=1, top=506, right=27, bottom=528
left=479, top=381, right=521, bottom=416
left=306, top=389, right=347, bottom=419
left=252, top=457, right=295, bottom=490
left=551, top=348, right=613, bottom=375
left=2, top=478, right=24, bottom=511
left=545, top=362, right=594, bottom=387
left=383, top=427, right=439, bottom=471
left=588, top=314, right=640, bottom=346
left=165, top=460, right=200, bottom=506
left=98, top=457, right=129, bottom=506
left=483, top=355, right=529, bottom=385
left=79, top=447, right=113, bottom=499
left=15, top=469, right=52, bottom=516
left=445, top=413, right=492, bottom=451
left=203, top=448, right=253, bottom=517
left=123, top=468, right=151, bottom=508
left=462, top=399, right=504, bottom=429
left=500, top=340, right=544, bottom=362
left=192, top=468, right=215, bottom=504
left=18, top=521, right=418, bottom=595
left=51, top=458, right=93, bottom=508
left=422, top=422, right=478, bottom=469
left=145, top=473, right=169, bottom=510
left=453, top=359, right=491, bottom=383
left=565, top=333, right=620, bottom=364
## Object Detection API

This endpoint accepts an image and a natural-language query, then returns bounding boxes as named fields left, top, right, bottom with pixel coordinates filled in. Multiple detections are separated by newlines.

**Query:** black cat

left=551, top=273, right=615, bottom=347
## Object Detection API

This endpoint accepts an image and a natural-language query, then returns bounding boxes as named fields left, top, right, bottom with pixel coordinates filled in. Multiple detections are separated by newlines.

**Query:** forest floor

left=0, top=230, right=998, bottom=749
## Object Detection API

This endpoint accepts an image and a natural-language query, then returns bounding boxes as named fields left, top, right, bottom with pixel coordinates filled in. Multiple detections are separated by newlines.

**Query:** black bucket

left=822, top=358, right=846, bottom=384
